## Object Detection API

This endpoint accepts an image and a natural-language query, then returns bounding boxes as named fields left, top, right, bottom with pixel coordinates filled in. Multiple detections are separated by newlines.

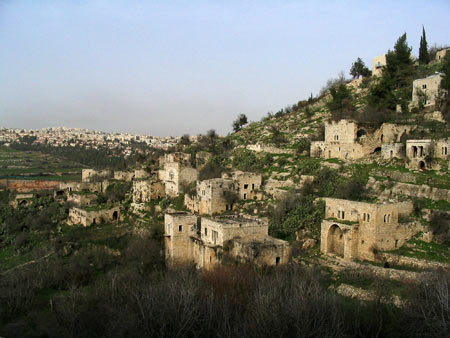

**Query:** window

left=276, top=257, right=280, bottom=265
left=244, top=193, right=247, bottom=200
left=367, top=214, right=370, bottom=222
left=422, top=84, right=427, bottom=89
left=252, top=184, right=255, bottom=190
left=204, top=227, right=208, bottom=236
left=244, top=184, right=249, bottom=189
left=212, top=230, right=218, bottom=245
left=363, top=213, right=366, bottom=221
left=178, top=225, right=183, bottom=232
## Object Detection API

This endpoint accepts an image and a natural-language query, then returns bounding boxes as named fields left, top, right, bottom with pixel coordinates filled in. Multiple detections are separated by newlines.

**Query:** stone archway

left=419, top=160, right=425, bottom=170
left=327, top=224, right=344, bottom=257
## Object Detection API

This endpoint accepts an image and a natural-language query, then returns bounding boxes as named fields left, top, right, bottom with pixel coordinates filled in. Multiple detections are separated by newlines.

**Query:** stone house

left=435, top=48, right=450, bottom=62
left=221, top=171, right=262, bottom=200
left=410, top=73, right=444, bottom=110
left=381, top=143, right=405, bottom=160
left=406, top=139, right=450, bottom=169
left=81, top=169, right=113, bottom=183
left=320, top=198, right=417, bottom=261
left=310, top=120, right=381, bottom=160
left=164, top=212, right=291, bottom=269
left=113, top=171, right=134, bottom=182
left=372, top=55, right=386, bottom=77
left=66, top=191, right=97, bottom=207
left=311, top=120, right=413, bottom=161
left=184, top=178, right=236, bottom=215
left=158, top=153, right=198, bottom=197
left=132, top=179, right=165, bottom=204
left=68, top=205, right=120, bottom=227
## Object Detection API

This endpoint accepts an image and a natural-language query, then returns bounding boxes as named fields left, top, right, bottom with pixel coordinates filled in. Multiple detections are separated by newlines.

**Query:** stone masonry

left=320, top=198, right=418, bottom=262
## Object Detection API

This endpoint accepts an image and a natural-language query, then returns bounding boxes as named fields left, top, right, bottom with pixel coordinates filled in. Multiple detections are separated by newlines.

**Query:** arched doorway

left=327, top=224, right=344, bottom=257
left=373, top=147, right=381, bottom=153
left=113, top=211, right=118, bottom=220
left=419, top=161, right=425, bottom=170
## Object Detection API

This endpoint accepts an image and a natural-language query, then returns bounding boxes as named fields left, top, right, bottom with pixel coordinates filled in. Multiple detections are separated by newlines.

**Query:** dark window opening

left=178, top=225, right=183, bottom=232
left=276, top=257, right=280, bottom=265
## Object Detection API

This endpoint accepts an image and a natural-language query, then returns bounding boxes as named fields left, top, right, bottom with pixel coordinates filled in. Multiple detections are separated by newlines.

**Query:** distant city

left=0, top=126, right=197, bottom=157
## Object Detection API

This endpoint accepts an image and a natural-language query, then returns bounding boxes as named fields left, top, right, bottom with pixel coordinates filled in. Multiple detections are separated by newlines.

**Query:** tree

left=350, top=57, right=371, bottom=78
left=232, top=114, right=248, bottom=132
left=180, top=134, right=191, bottom=146
left=418, top=25, right=430, bottom=64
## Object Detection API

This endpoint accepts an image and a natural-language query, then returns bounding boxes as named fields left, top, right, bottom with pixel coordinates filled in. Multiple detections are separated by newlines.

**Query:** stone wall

left=81, top=169, right=112, bottom=183
left=113, top=171, right=134, bottom=182
left=381, top=143, right=405, bottom=160
left=132, top=179, right=165, bottom=203
left=321, top=198, right=418, bottom=262
left=68, top=206, right=120, bottom=227
left=229, top=236, right=291, bottom=266
left=0, top=179, right=63, bottom=192
left=246, top=144, right=295, bottom=154
left=411, top=73, right=443, bottom=109
left=222, top=171, right=262, bottom=200
left=186, top=178, right=236, bottom=215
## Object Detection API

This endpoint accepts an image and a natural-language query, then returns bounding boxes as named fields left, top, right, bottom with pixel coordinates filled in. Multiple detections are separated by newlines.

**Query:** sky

left=1, top=0, right=449, bottom=136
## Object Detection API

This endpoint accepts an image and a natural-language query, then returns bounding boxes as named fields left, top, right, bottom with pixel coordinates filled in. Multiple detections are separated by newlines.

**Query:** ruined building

left=406, top=138, right=450, bottom=170
left=320, top=198, right=417, bottom=261
left=68, top=206, right=120, bottom=227
left=221, top=171, right=262, bottom=201
left=132, top=179, right=165, bottom=204
left=158, top=152, right=198, bottom=197
left=410, top=73, right=444, bottom=110
left=164, top=212, right=291, bottom=269
left=184, top=178, right=236, bottom=215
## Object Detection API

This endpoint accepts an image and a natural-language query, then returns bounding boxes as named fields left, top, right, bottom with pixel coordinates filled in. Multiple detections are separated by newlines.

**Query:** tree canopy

left=350, top=57, right=371, bottom=78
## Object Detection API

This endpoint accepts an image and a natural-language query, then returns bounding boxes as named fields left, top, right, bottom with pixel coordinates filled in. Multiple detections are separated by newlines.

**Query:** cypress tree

left=419, top=25, right=430, bottom=64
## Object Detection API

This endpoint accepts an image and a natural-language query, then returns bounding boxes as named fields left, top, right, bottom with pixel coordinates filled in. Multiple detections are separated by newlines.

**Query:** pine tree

left=350, top=57, right=371, bottom=78
left=419, top=25, right=430, bottom=64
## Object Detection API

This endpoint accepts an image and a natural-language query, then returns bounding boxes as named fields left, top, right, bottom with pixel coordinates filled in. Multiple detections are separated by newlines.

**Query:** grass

left=389, top=238, right=450, bottom=264
left=0, top=146, right=84, bottom=180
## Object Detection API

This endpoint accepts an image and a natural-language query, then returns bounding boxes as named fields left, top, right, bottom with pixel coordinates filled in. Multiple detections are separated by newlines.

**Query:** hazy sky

left=1, top=0, right=449, bottom=136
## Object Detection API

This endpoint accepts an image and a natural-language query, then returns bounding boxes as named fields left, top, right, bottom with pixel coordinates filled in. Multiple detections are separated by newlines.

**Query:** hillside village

left=1, top=33, right=450, bottom=336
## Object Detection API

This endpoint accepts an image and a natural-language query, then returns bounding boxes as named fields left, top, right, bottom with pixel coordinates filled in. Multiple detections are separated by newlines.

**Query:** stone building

left=320, top=198, right=417, bottom=261
left=222, top=171, right=262, bottom=200
left=311, top=120, right=413, bottom=161
left=158, top=153, right=198, bottom=197
left=132, top=179, right=165, bottom=204
left=406, top=138, right=450, bottom=169
left=164, top=212, right=291, bottom=269
left=372, top=55, right=386, bottom=77
left=310, top=120, right=381, bottom=160
left=59, top=181, right=107, bottom=193
left=68, top=206, right=120, bottom=227
left=113, top=171, right=134, bottom=182
left=184, top=178, right=236, bottom=215
left=381, top=143, right=404, bottom=160
left=410, top=73, right=444, bottom=110
left=435, top=48, right=450, bottom=62
left=81, top=169, right=113, bottom=183
left=66, top=191, right=97, bottom=207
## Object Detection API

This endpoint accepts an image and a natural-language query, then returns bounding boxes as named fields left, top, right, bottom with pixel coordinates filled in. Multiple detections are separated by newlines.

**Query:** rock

left=302, top=238, right=317, bottom=249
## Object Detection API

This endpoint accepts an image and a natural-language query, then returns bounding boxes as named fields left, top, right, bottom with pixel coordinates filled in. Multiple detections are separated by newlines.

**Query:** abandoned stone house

left=10, top=193, right=34, bottom=208
left=381, top=143, right=404, bottom=160
left=132, top=179, right=165, bottom=204
left=158, top=153, right=198, bottom=197
left=410, top=73, right=444, bottom=110
left=372, top=54, right=386, bottom=77
left=66, top=191, right=97, bottom=207
left=164, top=212, right=291, bottom=269
left=406, top=139, right=450, bottom=170
left=310, top=120, right=413, bottom=161
left=59, top=181, right=107, bottom=194
left=184, top=178, right=236, bottom=215
left=81, top=169, right=113, bottom=183
left=68, top=206, right=120, bottom=227
left=435, top=48, right=450, bottom=62
left=320, top=198, right=417, bottom=261
left=113, top=170, right=134, bottom=182
left=221, top=171, right=262, bottom=201
left=310, top=120, right=381, bottom=160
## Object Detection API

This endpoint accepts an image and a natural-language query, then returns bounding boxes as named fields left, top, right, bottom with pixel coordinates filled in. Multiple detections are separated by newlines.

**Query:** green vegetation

left=389, top=238, right=450, bottom=263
